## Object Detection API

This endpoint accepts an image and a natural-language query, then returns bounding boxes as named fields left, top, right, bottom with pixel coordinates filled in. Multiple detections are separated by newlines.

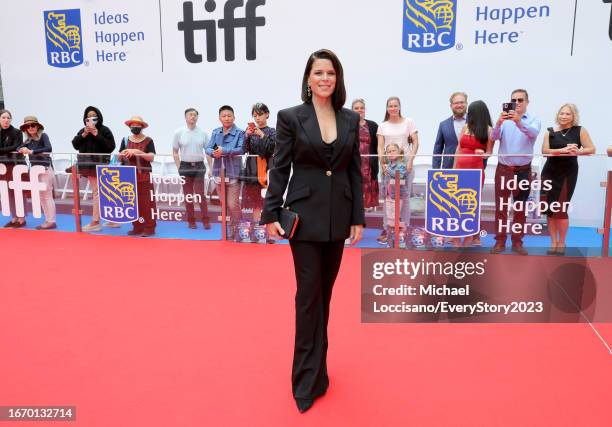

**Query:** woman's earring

left=307, top=85, right=312, bottom=98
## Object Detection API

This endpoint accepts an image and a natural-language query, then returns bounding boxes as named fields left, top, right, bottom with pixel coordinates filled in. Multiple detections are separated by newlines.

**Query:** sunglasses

left=27, top=124, right=38, bottom=128
left=511, top=98, right=526, bottom=103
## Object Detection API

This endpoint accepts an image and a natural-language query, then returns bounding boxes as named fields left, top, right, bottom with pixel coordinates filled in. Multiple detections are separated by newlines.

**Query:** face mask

left=130, top=127, right=142, bottom=135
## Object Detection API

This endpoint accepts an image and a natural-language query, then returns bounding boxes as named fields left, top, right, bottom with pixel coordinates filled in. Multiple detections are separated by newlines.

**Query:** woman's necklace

left=559, top=126, right=572, bottom=137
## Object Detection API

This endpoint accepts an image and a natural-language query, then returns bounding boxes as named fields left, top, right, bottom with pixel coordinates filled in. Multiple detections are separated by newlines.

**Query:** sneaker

left=188, top=221, right=197, bottom=229
left=202, top=220, right=211, bottom=230
left=82, top=222, right=102, bottom=232
left=127, top=229, right=143, bottom=236
left=376, top=230, right=388, bottom=245
left=141, top=230, right=156, bottom=237
left=36, top=222, right=57, bottom=230
left=103, top=222, right=121, bottom=228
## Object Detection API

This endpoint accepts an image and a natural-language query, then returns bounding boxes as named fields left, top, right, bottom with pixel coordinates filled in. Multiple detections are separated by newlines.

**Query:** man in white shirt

left=172, top=108, right=213, bottom=229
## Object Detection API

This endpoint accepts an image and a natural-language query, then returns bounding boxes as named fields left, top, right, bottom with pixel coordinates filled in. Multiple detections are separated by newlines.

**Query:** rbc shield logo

left=426, top=170, right=481, bottom=238
left=402, top=0, right=457, bottom=53
left=96, top=166, right=139, bottom=223
left=44, top=9, right=83, bottom=68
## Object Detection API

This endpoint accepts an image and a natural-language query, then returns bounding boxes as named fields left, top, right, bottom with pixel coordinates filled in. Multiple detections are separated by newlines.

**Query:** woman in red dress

left=453, top=100, right=493, bottom=247
left=351, top=99, right=379, bottom=210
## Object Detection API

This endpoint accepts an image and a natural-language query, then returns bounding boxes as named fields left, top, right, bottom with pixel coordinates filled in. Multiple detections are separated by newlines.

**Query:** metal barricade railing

left=1, top=151, right=610, bottom=256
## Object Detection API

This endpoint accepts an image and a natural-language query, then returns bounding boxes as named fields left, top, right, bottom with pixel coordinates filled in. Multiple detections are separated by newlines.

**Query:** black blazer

left=261, top=103, right=365, bottom=241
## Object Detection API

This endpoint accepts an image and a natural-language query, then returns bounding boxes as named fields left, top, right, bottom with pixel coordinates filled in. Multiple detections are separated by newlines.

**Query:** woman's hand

left=475, top=148, right=485, bottom=155
left=266, top=221, right=285, bottom=239
left=382, top=164, right=389, bottom=176
left=349, top=225, right=364, bottom=246
left=406, top=160, right=414, bottom=174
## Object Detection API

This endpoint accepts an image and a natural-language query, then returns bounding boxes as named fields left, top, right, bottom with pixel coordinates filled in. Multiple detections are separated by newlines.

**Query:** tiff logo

left=605, top=0, right=612, bottom=41
left=178, top=0, right=266, bottom=63
left=0, top=164, right=47, bottom=218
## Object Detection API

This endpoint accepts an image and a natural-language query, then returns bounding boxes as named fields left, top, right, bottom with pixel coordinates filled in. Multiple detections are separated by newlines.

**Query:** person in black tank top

left=541, top=104, right=595, bottom=255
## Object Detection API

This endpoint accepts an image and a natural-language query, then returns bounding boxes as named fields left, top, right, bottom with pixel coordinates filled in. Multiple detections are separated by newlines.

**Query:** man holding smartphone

left=490, top=89, right=541, bottom=255
left=205, top=105, right=244, bottom=240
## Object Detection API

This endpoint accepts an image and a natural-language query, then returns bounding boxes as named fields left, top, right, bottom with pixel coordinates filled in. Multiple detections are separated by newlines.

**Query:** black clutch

left=278, top=208, right=299, bottom=239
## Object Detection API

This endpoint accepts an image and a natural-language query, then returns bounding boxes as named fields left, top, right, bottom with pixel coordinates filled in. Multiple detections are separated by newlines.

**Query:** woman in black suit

left=261, top=49, right=365, bottom=413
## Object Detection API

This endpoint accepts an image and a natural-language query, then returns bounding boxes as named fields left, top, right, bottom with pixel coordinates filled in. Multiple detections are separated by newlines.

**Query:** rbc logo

left=44, top=9, right=84, bottom=68
left=426, top=170, right=481, bottom=238
left=97, top=166, right=139, bottom=223
left=402, top=0, right=457, bottom=53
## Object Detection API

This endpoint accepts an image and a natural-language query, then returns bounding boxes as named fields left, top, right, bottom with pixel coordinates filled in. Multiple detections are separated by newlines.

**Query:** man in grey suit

left=432, top=92, right=468, bottom=169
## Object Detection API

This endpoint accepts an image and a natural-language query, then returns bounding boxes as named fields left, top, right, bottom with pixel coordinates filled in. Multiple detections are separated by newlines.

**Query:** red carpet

left=0, top=230, right=610, bottom=426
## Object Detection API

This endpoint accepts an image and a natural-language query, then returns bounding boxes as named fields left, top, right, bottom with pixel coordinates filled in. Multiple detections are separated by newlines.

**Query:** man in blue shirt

left=206, top=105, right=244, bottom=240
left=490, top=89, right=541, bottom=255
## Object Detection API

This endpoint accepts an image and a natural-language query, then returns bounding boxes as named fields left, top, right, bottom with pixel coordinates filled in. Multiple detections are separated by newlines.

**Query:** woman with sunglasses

left=0, top=109, right=26, bottom=227
left=71, top=106, right=116, bottom=232
left=16, top=116, right=56, bottom=229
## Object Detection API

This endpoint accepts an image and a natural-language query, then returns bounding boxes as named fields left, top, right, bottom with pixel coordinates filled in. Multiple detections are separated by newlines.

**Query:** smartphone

left=248, top=122, right=256, bottom=130
left=502, top=102, right=516, bottom=113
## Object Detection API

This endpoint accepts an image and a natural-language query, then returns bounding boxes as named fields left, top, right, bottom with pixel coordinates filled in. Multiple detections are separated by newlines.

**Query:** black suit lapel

left=331, top=109, right=350, bottom=165
left=297, top=103, right=330, bottom=167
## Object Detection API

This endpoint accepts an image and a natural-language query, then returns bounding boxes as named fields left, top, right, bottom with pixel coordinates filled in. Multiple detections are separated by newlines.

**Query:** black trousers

left=179, top=162, right=209, bottom=224
left=289, top=239, right=345, bottom=399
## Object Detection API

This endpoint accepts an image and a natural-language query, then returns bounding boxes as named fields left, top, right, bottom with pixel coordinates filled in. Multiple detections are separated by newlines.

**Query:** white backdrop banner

left=1, top=0, right=611, bottom=225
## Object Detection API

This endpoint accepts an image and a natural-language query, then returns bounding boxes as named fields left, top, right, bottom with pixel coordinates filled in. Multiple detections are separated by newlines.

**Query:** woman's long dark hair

left=466, top=100, right=492, bottom=144
left=301, top=49, right=346, bottom=110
